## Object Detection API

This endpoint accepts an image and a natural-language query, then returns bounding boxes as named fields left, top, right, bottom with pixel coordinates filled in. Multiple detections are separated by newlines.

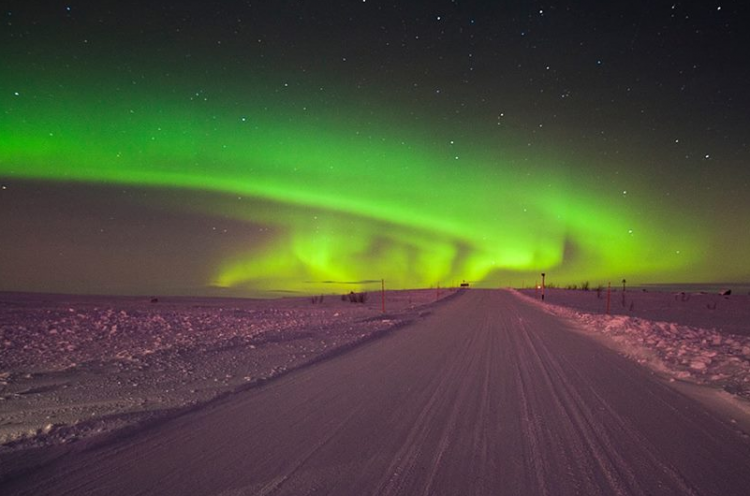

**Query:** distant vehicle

left=460, top=281, right=470, bottom=288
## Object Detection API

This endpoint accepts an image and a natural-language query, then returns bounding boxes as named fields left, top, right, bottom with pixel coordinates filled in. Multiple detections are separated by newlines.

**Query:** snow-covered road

left=3, top=290, right=750, bottom=495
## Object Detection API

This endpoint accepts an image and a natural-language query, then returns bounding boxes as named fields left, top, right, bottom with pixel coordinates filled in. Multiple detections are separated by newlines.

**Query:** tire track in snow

left=374, top=296, right=485, bottom=496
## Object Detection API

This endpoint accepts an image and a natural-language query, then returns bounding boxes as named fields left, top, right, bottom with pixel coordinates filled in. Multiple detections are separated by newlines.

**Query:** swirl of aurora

left=0, top=76, right=698, bottom=294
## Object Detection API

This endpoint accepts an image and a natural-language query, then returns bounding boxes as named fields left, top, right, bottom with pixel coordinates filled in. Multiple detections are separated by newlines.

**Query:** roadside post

left=381, top=279, right=385, bottom=313
left=541, top=273, right=546, bottom=301
left=606, top=282, right=611, bottom=315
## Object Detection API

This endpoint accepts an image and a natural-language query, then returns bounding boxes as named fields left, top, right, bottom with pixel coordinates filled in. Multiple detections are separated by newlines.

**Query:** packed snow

left=517, top=288, right=750, bottom=400
left=0, top=289, right=455, bottom=451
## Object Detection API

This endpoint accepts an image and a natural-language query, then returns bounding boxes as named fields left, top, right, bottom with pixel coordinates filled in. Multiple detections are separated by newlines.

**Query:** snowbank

left=0, top=289, right=456, bottom=450
left=516, top=289, right=750, bottom=400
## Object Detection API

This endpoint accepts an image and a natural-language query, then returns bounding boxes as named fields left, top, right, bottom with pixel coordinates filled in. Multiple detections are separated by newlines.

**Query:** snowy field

left=0, top=289, right=456, bottom=451
left=3, top=286, right=750, bottom=455
left=517, top=288, right=750, bottom=402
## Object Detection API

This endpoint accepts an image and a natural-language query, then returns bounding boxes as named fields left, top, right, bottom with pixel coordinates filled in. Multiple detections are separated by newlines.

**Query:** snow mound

left=0, top=289, right=458, bottom=450
left=516, top=291, right=750, bottom=399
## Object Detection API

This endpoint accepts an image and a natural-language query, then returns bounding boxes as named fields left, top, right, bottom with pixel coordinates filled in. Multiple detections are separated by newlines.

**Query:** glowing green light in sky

left=0, top=74, right=700, bottom=294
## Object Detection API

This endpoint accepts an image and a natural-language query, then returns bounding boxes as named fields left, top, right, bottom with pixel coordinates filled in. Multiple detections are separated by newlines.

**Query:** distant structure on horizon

left=460, top=281, right=470, bottom=288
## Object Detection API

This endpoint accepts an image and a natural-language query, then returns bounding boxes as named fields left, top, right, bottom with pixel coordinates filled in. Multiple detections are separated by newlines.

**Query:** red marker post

left=381, top=279, right=386, bottom=314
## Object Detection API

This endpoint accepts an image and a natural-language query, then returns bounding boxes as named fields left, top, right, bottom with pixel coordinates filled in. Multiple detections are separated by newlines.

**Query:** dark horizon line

left=2, top=280, right=750, bottom=301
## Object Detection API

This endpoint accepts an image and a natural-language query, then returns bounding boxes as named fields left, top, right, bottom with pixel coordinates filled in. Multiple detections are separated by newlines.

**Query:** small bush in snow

left=345, top=292, right=368, bottom=304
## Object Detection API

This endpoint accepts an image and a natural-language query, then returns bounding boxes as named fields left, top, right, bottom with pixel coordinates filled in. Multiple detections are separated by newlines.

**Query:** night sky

left=2, top=1, right=749, bottom=297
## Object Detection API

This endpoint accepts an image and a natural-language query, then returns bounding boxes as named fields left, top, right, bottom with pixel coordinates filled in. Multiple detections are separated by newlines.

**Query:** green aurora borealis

left=0, top=75, right=702, bottom=293
left=1, top=2, right=749, bottom=296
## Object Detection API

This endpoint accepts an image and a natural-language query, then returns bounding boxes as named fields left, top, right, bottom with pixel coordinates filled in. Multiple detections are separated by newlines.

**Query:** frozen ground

left=520, top=286, right=750, bottom=336
left=517, top=288, right=750, bottom=401
left=4, top=286, right=750, bottom=460
left=0, top=289, right=455, bottom=450
left=5, top=289, right=750, bottom=495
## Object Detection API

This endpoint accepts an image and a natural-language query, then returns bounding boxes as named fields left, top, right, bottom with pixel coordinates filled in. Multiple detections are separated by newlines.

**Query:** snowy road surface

left=3, top=290, right=750, bottom=495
